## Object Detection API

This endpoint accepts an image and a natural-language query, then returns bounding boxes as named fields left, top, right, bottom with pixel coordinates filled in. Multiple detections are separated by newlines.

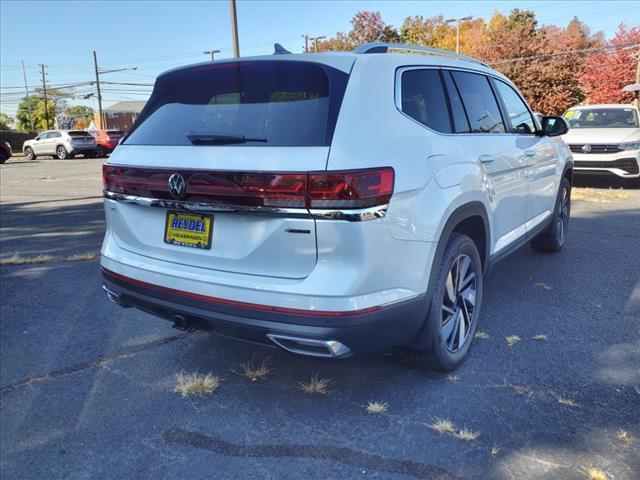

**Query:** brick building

left=94, top=101, right=146, bottom=131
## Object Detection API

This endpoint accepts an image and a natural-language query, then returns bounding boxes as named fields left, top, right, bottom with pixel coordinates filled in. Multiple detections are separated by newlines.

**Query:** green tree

left=0, top=113, right=14, bottom=130
left=16, top=95, right=55, bottom=131
left=65, top=105, right=94, bottom=123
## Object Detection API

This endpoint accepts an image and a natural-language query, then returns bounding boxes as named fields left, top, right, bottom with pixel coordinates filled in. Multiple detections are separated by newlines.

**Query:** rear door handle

left=478, top=154, right=494, bottom=164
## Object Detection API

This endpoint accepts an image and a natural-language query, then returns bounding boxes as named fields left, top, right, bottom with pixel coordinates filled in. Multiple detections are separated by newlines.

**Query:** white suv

left=562, top=104, right=640, bottom=180
left=100, top=43, right=573, bottom=371
left=23, top=130, right=97, bottom=160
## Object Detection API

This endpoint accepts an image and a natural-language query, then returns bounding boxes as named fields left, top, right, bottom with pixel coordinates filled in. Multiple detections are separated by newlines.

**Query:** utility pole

left=309, top=35, right=326, bottom=53
left=230, top=0, right=240, bottom=58
left=302, top=34, right=309, bottom=53
left=39, top=64, right=50, bottom=129
left=445, top=16, right=473, bottom=53
left=21, top=60, right=34, bottom=132
left=93, top=50, right=104, bottom=129
left=204, top=49, right=221, bottom=61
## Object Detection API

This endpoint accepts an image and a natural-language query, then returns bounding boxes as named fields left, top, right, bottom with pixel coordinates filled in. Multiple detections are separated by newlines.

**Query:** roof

left=103, top=101, right=147, bottom=113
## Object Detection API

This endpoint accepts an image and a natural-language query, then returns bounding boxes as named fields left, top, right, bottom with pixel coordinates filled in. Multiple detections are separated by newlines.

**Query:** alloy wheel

left=441, top=254, right=477, bottom=352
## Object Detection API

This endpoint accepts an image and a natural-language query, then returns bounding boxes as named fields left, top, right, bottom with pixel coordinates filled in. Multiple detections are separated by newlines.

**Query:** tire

left=24, top=147, right=36, bottom=161
left=530, top=177, right=571, bottom=253
left=56, top=146, right=68, bottom=160
left=402, top=233, right=483, bottom=371
left=0, top=151, right=7, bottom=164
left=96, top=145, right=105, bottom=158
left=86, top=150, right=97, bottom=158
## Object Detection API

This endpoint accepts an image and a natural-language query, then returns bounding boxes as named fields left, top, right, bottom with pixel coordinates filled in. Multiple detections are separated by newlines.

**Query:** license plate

left=164, top=211, right=213, bottom=249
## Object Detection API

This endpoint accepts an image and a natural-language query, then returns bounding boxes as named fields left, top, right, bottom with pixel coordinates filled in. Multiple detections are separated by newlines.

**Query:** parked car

left=86, top=129, right=124, bottom=157
left=101, top=43, right=572, bottom=371
left=23, top=130, right=97, bottom=160
left=0, top=140, right=12, bottom=164
left=562, top=104, right=640, bottom=181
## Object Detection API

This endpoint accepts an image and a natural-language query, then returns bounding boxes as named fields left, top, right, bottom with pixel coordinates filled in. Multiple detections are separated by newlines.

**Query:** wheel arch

left=404, top=201, right=490, bottom=350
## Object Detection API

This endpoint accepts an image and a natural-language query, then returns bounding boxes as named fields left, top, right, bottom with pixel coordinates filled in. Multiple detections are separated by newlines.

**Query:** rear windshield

left=124, top=60, right=349, bottom=147
left=107, top=130, right=124, bottom=135
left=69, top=131, right=91, bottom=136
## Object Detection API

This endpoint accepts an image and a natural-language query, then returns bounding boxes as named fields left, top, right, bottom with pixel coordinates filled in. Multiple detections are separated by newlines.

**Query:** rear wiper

left=186, top=133, right=267, bottom=145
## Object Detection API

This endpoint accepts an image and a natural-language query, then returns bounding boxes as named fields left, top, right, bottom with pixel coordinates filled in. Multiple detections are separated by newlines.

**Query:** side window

left=494, top=80, right=535, bottom=134
left=451, top=71, right=505, bottom=134
left=50, top=132, right=62, bottom=138
left=442, top=71, right=470, bottom=133
left=39, top=133, right=50, bottom=140
left=400, top=69, right=452, bottom=133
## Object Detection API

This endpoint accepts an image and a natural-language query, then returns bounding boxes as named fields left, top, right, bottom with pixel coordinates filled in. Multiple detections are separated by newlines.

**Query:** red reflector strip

left=102, top=268, right=380, bottom=317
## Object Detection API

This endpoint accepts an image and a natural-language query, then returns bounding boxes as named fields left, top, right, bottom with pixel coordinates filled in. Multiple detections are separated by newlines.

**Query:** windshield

left=564, top=108, right=639, bottom=128
left=124, top=60, right=349, bottom=147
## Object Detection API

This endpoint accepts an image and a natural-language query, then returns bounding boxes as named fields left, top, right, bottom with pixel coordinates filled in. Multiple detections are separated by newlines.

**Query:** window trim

left=489, top=77, right=538, bottom=135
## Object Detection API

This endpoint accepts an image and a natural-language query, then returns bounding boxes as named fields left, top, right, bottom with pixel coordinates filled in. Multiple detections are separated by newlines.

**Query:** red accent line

left=101, top=267, right=380, bottom=317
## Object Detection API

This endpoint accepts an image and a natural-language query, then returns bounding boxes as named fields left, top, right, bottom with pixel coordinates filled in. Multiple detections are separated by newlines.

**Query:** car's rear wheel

left=0, top=150, right=7, bottom=164
left=25, top=147, right=36, bottom=161
left=402, top=233, right=483, bottom=371
left=531, top=177, right=571, bottom=252
left=56, top=146, right=68, bottom=160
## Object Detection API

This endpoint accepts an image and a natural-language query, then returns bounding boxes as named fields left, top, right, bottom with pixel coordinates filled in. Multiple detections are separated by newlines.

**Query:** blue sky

left=1, top=0, right=638, bottom=118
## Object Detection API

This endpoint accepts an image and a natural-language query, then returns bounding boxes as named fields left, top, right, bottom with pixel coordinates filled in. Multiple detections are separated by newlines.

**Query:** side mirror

left=34, top=136, right=40, bottom=141
left=539, top=116, right=569, bottom=137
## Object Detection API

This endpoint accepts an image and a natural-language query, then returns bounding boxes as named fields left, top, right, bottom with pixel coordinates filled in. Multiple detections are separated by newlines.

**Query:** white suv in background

left=23, top=130, right=97, bottom=160
left=562, top=104, right=640, bottom=181
left=100, top=43, right=572, bottom=371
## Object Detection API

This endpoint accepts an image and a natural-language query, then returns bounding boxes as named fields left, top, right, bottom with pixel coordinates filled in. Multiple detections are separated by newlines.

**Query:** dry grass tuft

left=572, top=187, right=631, bottom=204
left=235, top=358, right=272, bottom=382
left=299, top=374, right=330, bottom=394
left=0, top=254, right=53, bottom=266
left=582, top=467, right=608, bottom=480
left=66, top=252, right=99, bottom=262
left=617, top=429, right=633, bottom=444
left=428, top=418, right=456, bottom=434
left=365, top=401, right=388, bottom=414
left=532, top=334, right=549, bottom=341
left=474, top=331, right=490, bottom=339
left=505, top=335, right=521, bottom=347
left=454, top=427, right=480, bottom=442
left=174, top=372, right=220, bottom=397
left=491, top=445, right=500, bottom=456
left=534, top=282, right=553, bottom=290
left=447, top=375, right=461, bottom=383
left=557, top=396, right=578, bottom=408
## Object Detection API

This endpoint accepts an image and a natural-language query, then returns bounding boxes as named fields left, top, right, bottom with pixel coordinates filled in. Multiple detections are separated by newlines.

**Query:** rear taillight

left=103, top=165, right=394, bottom=209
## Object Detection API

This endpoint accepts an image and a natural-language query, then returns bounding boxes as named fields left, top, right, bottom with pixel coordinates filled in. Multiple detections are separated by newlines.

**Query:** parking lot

left=1, top=156, right=639, bottom=479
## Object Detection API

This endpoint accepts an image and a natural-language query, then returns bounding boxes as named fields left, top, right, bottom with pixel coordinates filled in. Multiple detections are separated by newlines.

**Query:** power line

left=488, top=42, right=640, bottom=65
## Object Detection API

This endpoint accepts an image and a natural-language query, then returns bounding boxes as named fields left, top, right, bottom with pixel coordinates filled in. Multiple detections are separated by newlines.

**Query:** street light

left=310, top=35, right=326, bottom=53
left=445, top=16, right=473, bottom=54
left=204, top=49, right=221, bottom=61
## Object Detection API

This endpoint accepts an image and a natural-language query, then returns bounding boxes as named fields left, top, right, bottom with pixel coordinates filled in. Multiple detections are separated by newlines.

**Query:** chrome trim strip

left=103, top=190, right=388, bottom=222
left=266, top=333, right=352, bottom=359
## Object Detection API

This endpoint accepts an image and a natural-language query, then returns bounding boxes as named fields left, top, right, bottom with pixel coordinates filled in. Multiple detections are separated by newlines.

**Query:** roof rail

left=354, top=42, right=489, bottom=67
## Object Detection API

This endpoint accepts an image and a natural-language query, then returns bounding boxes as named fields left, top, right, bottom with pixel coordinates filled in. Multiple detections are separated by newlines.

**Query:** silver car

left=23, top=130, right=97, bottom=160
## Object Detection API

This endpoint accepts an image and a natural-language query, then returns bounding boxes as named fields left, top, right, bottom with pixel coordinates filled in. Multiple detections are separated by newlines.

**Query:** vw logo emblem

left=581, top=144, right=592, bottom=153
left=168, top=173, right=186, bottom=200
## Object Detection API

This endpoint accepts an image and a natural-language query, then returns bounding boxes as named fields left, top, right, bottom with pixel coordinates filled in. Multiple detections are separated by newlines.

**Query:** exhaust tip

left=267, top=334, right=351, bottom=358
left=102, top=285, right=122, bottom=305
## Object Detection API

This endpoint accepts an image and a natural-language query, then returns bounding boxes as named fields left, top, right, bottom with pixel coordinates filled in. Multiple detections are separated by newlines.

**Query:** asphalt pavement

left=1, top=156, right=639, bottom=480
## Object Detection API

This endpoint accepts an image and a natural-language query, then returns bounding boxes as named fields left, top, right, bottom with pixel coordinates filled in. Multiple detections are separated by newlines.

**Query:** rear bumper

left=102, top=268, right=428, bottom=356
